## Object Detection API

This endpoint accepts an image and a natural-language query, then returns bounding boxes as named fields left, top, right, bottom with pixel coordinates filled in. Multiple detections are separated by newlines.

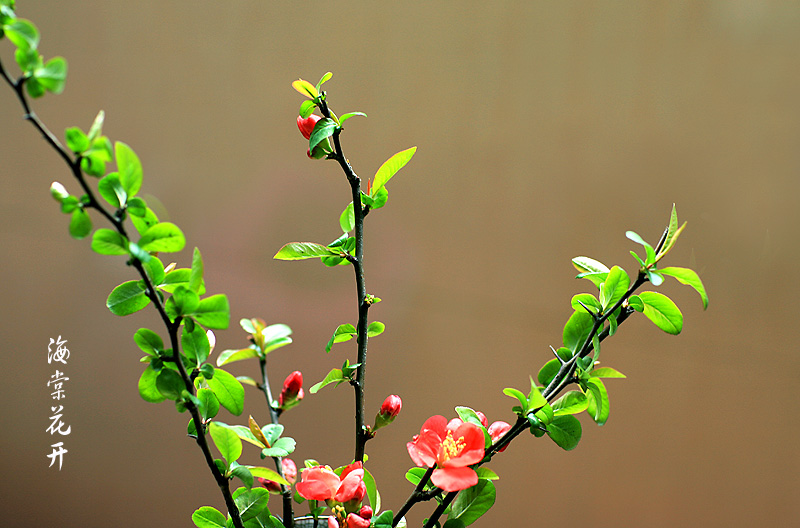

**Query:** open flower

left=407, top=415, right=485, bottom=492
left=295, top=462, right=366, bottom=503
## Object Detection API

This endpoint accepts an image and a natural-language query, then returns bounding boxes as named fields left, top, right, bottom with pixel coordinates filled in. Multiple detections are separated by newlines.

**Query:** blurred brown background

left=1, top=1, right=797, bottom=527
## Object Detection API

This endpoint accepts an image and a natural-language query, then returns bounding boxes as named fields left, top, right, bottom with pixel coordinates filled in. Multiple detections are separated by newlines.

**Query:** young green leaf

left=138, top=222, right=186, bottom=253
left=449, top=479, right=496, bottom=526
left=570, top=293, right=601, bottom=315
left=106, top=280, right=150, bottom=316
left=363, top=467, right=381, bottom=514
left=133, top=328, right=164, bottom=356
left=600, top=266, right=630, bottom=311
left=115, top=141, right=142, bottom=197
left=551, top=390, right=589, bottom=416
left=308, top=117, right=337, bottom=153
left=299, top=99, right=316, bottom=118
left=33, top=56, right=67, bottom=94
left=545, top=415, right=582, bottom=451
left=68, top=207, right=91, bottom=239
left=247, top=466, right=290, bottom=487
left=585, top=377, right=609, bottom=426
left=4, top=18, right=39, bottom=51
left=340, top=202, right=355, bottom=233
left=339, top=111, right=367, bottom=124
left=637, top=291, right=683, bottom=335
left=155, top=368, right=185, bottom=400
left=562, top=311, right=594, bottom=355
left=537, top=358, right=560, bottom=387
left=65, top=127, right=89, bottom=153
left=138, top=365, right=166, bottom=403
left=292, top=78, right=318, bottom=99
left=367, top=321, right=385, bottom=337
left=371, top=146, right=416, bottom=196
left=206, top=368, right=244, bottom=415
left=590, top=367, right=626, bottom=378
left=659, top=266, right=708, bottom=309
left=193, top=294, right=230, bottom=329
left=189, top=247, right=204, bottom=292
left=274, top=242, right=338, bottom=260
left=209, top=421, right=242, bottom=465
left=325, top=323, right=357, bottom=353
left=315, top=71, right=333, bottom=91
left=97, top=173, right=127, bottom=208
left=572, top=256, right=610, bottom=288
left=309, top=368, right=346, bottom=394
left=197, top=388, right=220, bottom=421
left=191, top=506, right=227, bottom=528
left=216, top=347, right=259, bottom=366
left=91, top=228, right=128, bottom=255
left=182, top=323, right=211, bottom=364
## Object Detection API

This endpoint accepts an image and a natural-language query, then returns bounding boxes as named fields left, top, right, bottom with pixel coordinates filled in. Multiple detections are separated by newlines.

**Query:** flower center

left=440, top=430, right=466, bottom=463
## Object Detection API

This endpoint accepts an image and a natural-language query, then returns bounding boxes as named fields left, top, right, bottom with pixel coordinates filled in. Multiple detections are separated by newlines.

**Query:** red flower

left=297, top=114, right=321, bottom=140
left=407, top=415, right=485, bottom=492
left=295, top=462, right=366, bottom=503
left=279, top=371, right=304, bottom=410
left=257, top=458, right=297, bottom=491
left=488, top=421, right=512, bottom=452
left=345, top=513, right=371, bottom=528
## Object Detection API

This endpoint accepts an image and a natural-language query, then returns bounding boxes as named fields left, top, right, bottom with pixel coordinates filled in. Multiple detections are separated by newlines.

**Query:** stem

left=319, top=95, right=371, bottom=463
left=259, top=358, right=294, bottom=528
left=1, top=56, right=245, bottom=528
left=392, top=467, right=434, bottom=527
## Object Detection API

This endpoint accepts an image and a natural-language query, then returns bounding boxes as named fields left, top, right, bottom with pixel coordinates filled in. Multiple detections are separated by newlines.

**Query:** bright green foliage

left=363, top=467, right=381, bottom=514
left=309, top=368, right=346, bottom=394
left=139, top=222, right=186, bottom=253
left=551, top=391, right=589, bottom=416
left=69, top=207, right=91, bottom=238
left=97, top=173, right=127, bottom=208
left=371, top=146, right=416, bottom=197
left=629, top=291, right=683, bottom=334
left=448, top=479, right=496, bottom=526
left=274, top=242, right=338, bottom=260
left=192, top=295, right=230, bottom=329
left=585, top=377, right=609, bottom=425
left=192, top=506, right=227, bottom=528
left=205, top=368, right=244, bottom=415
left=182, top=324, right=211, bottom=365
left=232, top=487, right=270, bottom=521
left=138, top=364, right=166, bottom=403
left=562, top=310, right=594, bottom=356
left=660, top=266, right=708, bottom=309
left=545, top=414, right=582, bottom=450
left=106, top=280, right=149, bottom=316
left=33, top=56, right=66, bottom=94
left=325, top=323, right=357, bottom=353
left=134, top=328, right=164, bottom=356
left=197, top=388, right=220, bottom=421
left=156, top=368, right=185, bottom=400
left=339, top=202, right=355, bottom=233
left=91, top=228, right=127, bottom=255
left=572, top=256, right=609, bottom=287
left=600, top=266, right=630, bottom=311
left=247, top=466, right=289, bottom=487
left=65, top=126, right=88, bottom=153
left=209, top=421, right=242, bottom=467
left=537, top=358, right=560, bottom=387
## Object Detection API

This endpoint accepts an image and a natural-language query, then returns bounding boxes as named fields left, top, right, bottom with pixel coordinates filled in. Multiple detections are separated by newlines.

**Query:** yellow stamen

left=441, top=430, right=466, bottom=462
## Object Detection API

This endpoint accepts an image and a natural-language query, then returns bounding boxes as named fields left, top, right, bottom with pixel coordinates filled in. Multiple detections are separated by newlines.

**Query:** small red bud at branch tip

left=279, top=371, right=304, bottom=410
left=297, top=114, right=320, bottom=140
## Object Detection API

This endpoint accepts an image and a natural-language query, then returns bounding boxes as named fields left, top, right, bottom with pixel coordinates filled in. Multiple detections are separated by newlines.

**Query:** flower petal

left=431, top=467, right=479, bottom=492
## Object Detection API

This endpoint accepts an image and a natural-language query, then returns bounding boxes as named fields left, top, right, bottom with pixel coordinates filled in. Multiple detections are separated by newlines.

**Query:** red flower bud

left=279, top=371, right=304, bottom=410
left=297, top=114, right=321, bottom=140
left=475, top=411, right=488, bottom=428
left=358, top=506, right=373, bottom=520
left=373, top=394, right=402, bottom=431
left=488, top=421, right=512, bottom=452
left=257, top=458, right=297, bottom=491
left=345, top=513, right=371, bottom=528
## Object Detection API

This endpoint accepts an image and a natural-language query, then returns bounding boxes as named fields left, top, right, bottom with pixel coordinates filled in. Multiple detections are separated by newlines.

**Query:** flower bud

left=488, top=421, right=512, bottom=452
left=373, top=394, right=402, bottom=430
left=297, top=114, right=321, bottom=140
left=279, top=371, right=304, bottom=411
left=257, top=458, right=297, bottom=491
left=358, top=506, right=373, bottom=520
left=475, top=411, right=488, bottom=428
left=345, top=513, right=371, bottom=528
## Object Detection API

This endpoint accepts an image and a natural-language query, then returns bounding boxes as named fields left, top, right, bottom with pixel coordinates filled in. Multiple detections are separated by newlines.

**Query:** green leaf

left=106, top=280, right=150, bottom=316
left=14, top=46, right=41, bottom=75
left=309, top=368, right=346, bottom=394
left=97, top=173, right=127, bottom=208
left=206, top=368, right=244, bottom=415
left=562, top=311, right=594, bottom=355
left=299, top=99, right=316, bottom=118
left=139, top=222, right=186, bottom=253
left=209, top=421, right=243, bottom=464
left=230, top=465, right=254, bottom=490
left=65, top=127, right=89, bottom=153
left=127, top=197, right=147, bottom=217
left=372, top=511, right=395, bottom=528
left=637, top=291, right=683, bottom=335
left=325, top=324, right=356, bottom=353
left=450, top=479, right=496, bottom=526
left=367, top=321, right=385, bottom=337
left=87, top=110, right=105, bottom=142
left=247, top=466, right=289, bottom=487
left=572, top=256, right=609, bottom=288
left=600, top=266, right=630, bottom=311
left=363, top=467, right=381, bottom=515
left=115, top=141, right=142, bottom=197
left=545, top=415, right=582, bottom=451
left=371, top=146, right=416, bottom=196
left=503, top=387, right=528, bottom=414
left=216, top=347, right=259, bottom=366
left=25, top=76, right=44, bottom=98
left=170, top=285, right=200, bottom=318
left=537, top=358, right=560, bottom=388
left=69, top=208, right=91, bottom=239
left=585, top=377, right=609, bottom=426
left=274, top=242, right=338, bottom=260
left=628, top=294, right=644, bottom=312
left=33, top=56, right=67, bottom=94
left=590, top=367, right=626, bottom=378
left=131, top=206, right=159, bottom=236
left=292, top=78, right=318, bottom=99
left=144, top=256, right=166, bottom=286
left=91, top=228, right=128, bottom=255
left=182, top=323, right=211, bottom=364
left=308, top=118, right=337, bottom=153
left=192, top=506, right=227, bottom=528
left=138, top=365, right=166, bottom=403
left=156, top=368, right=185, bottom=400
left=197, top=388, right=220, bottom=421
left=134, top=328, right=164, bottom=356
left=551, top=390, right=589, bottom=416
left=405, top=467, right=430, bottom=488
left=656, top=205, right=687, bottom=261
left=4, top=18, right=39, bottom=50
left=233, top=488, right=270, bottom=522
left=659, top=266, right=708, bottom=309
left=159, top=268, right=192, bottom=293
left=339, top=202, right=355, bottom=233
left=315, top=71, right=333, bottom=91
left=570, top=293, right=600, bottom=315
left=261, top=437, right=295, bottom=458
left=527, top=379, right=548, bottom=412
left=443, top=520, right=466, bottom=528
left=193, top=294, right=230, bottom=329
left=339, top=111, right=367, bottom=124
left=189, top=247, right=205, bottom=292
